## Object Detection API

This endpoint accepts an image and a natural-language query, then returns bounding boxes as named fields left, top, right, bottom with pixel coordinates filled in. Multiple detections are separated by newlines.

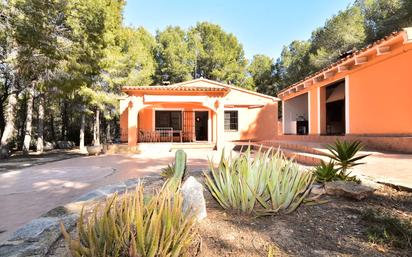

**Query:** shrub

left=204, top=147, right=314, bottom=215
left=61, top=184, right=197, bottom=257
left=362, top=208, right=412, bottom=249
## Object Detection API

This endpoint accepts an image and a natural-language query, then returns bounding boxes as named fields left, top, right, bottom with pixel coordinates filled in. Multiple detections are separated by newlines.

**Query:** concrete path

left=351, top=151, right=412, bottom=190
left=0, top=149, right=218, bottom=242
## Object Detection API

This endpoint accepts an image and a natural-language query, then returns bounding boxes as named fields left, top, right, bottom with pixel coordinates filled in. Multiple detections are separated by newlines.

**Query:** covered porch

left=120, top=84, right=229, bottom=149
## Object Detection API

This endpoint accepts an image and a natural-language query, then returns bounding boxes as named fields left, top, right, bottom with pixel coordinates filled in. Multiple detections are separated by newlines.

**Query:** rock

left=181, top=176, right=207, bottom=221
left=76, top=183, right=126, bottom=202
left=86, top=145, right=102, bottom=156
left=310, top=184, right=325, bottom=195
left=325, top=181, right=375, bottom=200
left=9, top=217, right=57, bottom=241
left=0, top=214, right=78, bottom=257
left=57, top=141, right=74, bottom=149
left=43, top=141, right=55, bottom=151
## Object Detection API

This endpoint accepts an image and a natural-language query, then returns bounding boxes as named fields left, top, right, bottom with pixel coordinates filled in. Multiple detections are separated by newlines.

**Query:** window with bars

left=155, top=111, right=182, bottom=130
left=224, top=110, right=238, bottom=131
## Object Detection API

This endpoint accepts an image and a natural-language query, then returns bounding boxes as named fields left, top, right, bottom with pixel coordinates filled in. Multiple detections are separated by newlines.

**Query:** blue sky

left=124, top=0, right=354, bottom=60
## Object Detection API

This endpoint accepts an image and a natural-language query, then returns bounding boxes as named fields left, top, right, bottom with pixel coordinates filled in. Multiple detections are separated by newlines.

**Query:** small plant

left=160, top=163, right=178, bottom=179
left=313, top=160, right=340, bottom=183
left=61, top=184, right=196, bottom=257
left=204, top=147, right=314, bottom=214
left=326, top=140, right=370, bottom=175
left=313, top=160, right=358, bottom=183
left=362, top=208, right=412, bottom=249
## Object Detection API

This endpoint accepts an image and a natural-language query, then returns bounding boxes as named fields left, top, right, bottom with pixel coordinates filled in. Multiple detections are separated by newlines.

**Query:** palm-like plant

left=325, top=140, right=370, bottom=175
left=314, top=160, right=340, bottom=183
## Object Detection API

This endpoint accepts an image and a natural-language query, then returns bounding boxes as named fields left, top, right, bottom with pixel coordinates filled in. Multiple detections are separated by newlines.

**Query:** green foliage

left=362, top=208, right=412, bottom=249
left=357, top=0, right=412, bottom=42
left=313, top=160, right=341, bottom=183
left=160, top=164, right=176, bottom=179
left=325, top=140, right=370, bottom=174
left=155, top=26, right=194, bottom=84
left=248, top=54, right=278, bottom=95
left=189, top=22, right=248, bottom=87
left=313, top=160, right=359, bottom=183
left=204, top=148, right=314, bottom=214
left=309, top=5, right=367, bottom=70
left=276, top=0, right=412, bottom=89
left=61, top=184, right=197, bottom=257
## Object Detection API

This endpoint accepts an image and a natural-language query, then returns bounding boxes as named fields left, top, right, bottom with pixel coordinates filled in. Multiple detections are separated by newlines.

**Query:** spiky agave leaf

left=61, top=184, right=196, bottom=257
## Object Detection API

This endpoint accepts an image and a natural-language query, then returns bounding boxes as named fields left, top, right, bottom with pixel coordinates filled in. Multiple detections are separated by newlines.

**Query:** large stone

left=325, top=181, right=375, bottom=200
left=181, top=176, right=207, bottom=221
left=0, top=214, right=78, bottom=257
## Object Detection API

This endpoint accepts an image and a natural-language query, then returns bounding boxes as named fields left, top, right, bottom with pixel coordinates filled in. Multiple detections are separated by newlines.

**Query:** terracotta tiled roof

left=122, top=85, right=228, bottom=92
left=278, top=30, right=404, bottom=95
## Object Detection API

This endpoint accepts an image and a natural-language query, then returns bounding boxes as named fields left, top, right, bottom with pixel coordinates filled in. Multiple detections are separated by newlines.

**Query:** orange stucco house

left=278, top=28, right=412, bottom=139
left=119, top=78, right=279, bottom=149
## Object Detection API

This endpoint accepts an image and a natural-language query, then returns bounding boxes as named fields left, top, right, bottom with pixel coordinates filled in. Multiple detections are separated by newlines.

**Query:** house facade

left=278, top=28, right=412, bottom=137
left=119, top=78, right=279, bottom=149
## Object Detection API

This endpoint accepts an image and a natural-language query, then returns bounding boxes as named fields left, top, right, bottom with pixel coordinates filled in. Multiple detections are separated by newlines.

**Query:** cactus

left=164, top=149, right=187, bottom=190
left=173, top=149, right=187, bottom=181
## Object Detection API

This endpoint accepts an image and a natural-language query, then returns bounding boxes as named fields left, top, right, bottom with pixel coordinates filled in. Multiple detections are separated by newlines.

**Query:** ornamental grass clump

left=61, top=184, right=196, bottom=257
left=204, top=147, right=314, bottom=215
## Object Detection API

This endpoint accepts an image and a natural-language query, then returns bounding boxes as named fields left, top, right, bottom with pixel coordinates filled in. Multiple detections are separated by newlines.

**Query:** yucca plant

left=326, top=140, right=370, bottom=175
left=204, top=147, right=314, bottom=214
left=313, top=160, right=340, bottom=183
left=314, top=160, right=359, bottom=183
left=61, top=184, right=196, bottom=257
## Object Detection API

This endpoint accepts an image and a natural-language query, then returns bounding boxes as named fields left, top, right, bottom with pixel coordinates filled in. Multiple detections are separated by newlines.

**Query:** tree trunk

left=50, top=113, right=55, bottom=142
left=106, top=121, right=111, bottom=143
left=36, top=94, right=44, bottom=153
left=23, top=85, right=34, bottom=155
left=79, top=106, right=85, bottom=150
left=93, top=109, right=100, bottom=146
left=0, top=78, right=17, bottom=158
left=61, top=99, right=68, bottom=140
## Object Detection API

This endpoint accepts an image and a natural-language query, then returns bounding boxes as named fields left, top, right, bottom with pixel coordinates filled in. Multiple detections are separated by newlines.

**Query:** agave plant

left=204, top=147, right=314, bottom=214
left=61, top=184, right=196, bottom=257
left=325, top=140, right=370, bottom=175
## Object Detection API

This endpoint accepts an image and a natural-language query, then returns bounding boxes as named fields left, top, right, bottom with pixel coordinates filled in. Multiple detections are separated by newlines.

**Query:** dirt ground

left=49, top=171, right=412, bottom=257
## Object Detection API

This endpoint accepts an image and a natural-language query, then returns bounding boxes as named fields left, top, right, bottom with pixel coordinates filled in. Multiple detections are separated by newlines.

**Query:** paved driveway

left=0, top=150, right=216, bottom=242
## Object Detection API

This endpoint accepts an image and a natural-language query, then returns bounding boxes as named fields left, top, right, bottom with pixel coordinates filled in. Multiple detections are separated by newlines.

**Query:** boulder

left=325, top=181, right=375, bottom=200
left=181, top=176, right=207, bottom=221
left=57, top=141, right=74, bottom=149
left=310, top=184, right=325, bottom=196
left=87, top=145, right=102, bottom=155
left=43, top=141, right=55, bottom=151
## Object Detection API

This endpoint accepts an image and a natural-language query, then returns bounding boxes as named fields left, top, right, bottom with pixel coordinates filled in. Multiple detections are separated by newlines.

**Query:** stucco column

left=128, top=96, right=143, bottom=147
left=216, top=100, right=225, bottom=151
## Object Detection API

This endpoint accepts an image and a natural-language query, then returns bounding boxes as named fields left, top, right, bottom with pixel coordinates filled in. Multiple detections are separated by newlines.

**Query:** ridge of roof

left=278, top=28, right=409, bottom=95
left=122, top=78, right=280, bottom=101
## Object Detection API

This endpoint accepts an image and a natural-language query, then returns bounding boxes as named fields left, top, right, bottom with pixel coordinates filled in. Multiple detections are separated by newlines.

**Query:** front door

left=195, top=111, right=208, bottom=141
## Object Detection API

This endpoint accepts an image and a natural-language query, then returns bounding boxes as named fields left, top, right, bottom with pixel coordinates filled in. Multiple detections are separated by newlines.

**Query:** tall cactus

left=165, top=149, right=187, bottom=190
left=173, top=149, right=187, bottom=181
